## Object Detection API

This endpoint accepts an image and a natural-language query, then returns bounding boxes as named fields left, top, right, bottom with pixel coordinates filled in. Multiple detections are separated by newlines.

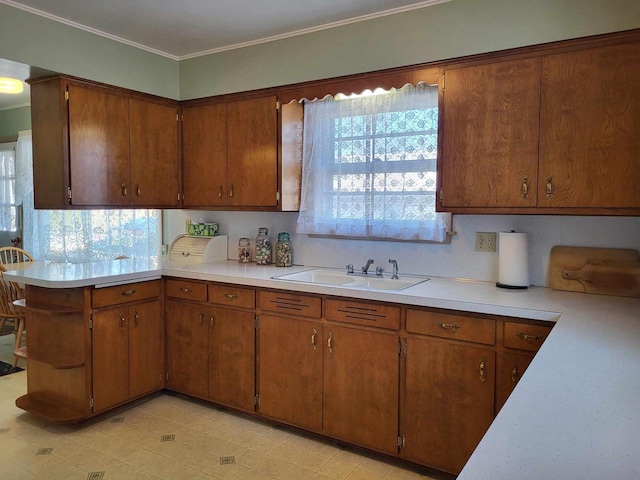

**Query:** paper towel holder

left=496, top=230, right=529, bottom=290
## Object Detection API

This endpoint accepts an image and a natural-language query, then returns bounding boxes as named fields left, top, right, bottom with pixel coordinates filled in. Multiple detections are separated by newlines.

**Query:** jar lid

left=277, top=232, right=290, bottom=241
left=239, top=237, right=250, bottom=245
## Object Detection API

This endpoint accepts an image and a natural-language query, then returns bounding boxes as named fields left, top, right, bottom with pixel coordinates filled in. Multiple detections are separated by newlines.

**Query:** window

left=16, top=131, right=160, bottom=262
left=0, top=142, right=17, bottom=232
left=296, top=83, right=450, bottom=242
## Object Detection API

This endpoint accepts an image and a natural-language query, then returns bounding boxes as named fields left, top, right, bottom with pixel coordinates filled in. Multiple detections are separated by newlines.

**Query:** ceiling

left=0, top=0, right=446, bottom=110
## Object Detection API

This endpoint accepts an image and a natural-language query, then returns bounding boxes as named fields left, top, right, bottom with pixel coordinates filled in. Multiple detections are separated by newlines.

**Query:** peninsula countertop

left=5, top=258, right=640, bottom=479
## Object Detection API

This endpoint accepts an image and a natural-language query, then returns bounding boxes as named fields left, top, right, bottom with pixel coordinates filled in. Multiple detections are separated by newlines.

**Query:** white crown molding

left=1, top=0, right=450, bottom=61
left=0, top=0, right=180, bottom=60
left=179, top=0, right=451, bottom=60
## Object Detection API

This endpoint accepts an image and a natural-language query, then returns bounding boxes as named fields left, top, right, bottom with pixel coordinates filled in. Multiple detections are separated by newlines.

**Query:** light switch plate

left=475, top=232, right=497, bottom=252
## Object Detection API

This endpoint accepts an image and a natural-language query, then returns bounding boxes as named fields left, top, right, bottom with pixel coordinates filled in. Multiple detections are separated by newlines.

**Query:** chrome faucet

left=362, top=259, right=375, bottom=274
left=389, top=259, right=399, bottom=279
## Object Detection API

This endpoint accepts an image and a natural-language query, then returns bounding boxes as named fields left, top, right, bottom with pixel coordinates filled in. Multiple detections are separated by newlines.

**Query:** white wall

left=164, top=211, right=640, bottom=287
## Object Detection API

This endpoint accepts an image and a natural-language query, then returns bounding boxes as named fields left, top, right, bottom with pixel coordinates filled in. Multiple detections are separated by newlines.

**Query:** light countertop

left=5, top=258, right=640, bottom=479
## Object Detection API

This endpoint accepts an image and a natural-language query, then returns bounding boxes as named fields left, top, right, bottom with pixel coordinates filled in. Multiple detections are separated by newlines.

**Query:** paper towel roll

left=497, top=231, right=529, bottom=289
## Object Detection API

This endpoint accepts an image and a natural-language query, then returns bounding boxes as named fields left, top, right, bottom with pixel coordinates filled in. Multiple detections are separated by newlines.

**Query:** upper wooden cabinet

left=438, top=36, right=640, bottom=214
left=182, top=95, right=279, bottom=208
left=439, top=58, right=541, bottom=209
left=30, top=76, right=180, bottom=209
left=539, top=42, right=640, bottom=209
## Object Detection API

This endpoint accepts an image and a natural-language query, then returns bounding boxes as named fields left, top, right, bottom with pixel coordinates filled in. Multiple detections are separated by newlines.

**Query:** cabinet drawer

left=92, top=280, right=161, bottom=308
left=165, top=279, right=207, bottom=302
left=407, top=310, right=495, bottom=345
left=503, top=322, right=552, bottom=351
left=259, top=290, right=321, bottom=318
left=209, top=284, right=255, bottom=309
left=325, top=299, right=399, bottom=330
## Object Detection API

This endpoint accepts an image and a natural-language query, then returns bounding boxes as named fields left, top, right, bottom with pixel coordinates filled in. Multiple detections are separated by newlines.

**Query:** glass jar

left=275, top=232, right=293, bottom=267
left=255, top=227, right=271, bottom=265
left=238, top=237, right=251, bottom=263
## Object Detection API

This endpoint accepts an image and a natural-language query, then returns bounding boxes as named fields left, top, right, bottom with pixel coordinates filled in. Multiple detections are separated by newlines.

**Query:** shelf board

left=15, top=393, right=86, bottom=423
left=14, top=346, right=27, bottom=359
left=26, top=351, right=84, bottom=369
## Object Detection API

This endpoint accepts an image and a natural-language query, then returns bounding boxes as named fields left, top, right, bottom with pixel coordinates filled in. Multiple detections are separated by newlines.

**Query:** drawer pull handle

left=328, top=331, right=334, bottom=353
left=121, top=289, right=136, bottom=296
left=182, top=252, right=190, bottom=257
left=516, top=333, right=543, bottom=341
left=180, top=287, right=192, bottom=293
left=311, top=329, right=317, bottom=349
left=224, top=293, right=238, bottom=301
left=437, top=322, right=460, bottom=330
left=479, top=357, right=486, bottom=383
left=512, top=364, right=519, bottom=384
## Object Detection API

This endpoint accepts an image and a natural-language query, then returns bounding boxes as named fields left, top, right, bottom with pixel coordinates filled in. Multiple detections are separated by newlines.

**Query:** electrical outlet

left=475, top=232, right=497, bottom=252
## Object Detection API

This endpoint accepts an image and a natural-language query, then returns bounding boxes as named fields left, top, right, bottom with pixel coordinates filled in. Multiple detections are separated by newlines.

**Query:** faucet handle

left=375, top=266, right=384, bottom=276
left=346, top=264, right=354, bottom=274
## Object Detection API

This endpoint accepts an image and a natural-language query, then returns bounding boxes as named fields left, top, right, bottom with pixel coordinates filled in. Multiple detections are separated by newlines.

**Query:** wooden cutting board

left=549, top=246, right=640, bottom=296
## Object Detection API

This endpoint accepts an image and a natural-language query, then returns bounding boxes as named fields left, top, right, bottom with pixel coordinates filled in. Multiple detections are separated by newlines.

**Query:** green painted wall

left=0, top=4, right=179, bottom=99
left=179, top=0, right=640, bottom=99
left=0, top=106, right=31, bottom=140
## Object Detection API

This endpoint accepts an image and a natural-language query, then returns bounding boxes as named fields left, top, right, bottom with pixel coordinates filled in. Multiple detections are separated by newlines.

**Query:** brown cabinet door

left=495, top=351, right=534, bottom=415
left=68, top=84, right=130, bottom=206
left=404, top=336, right=495, bottom=475
left=539, top=43, right=640, bottom=208
left=129, top=300, right=164, bottom=398
left=440, top=58, right=540, bottom=208
left=165, top=300, right=208, bottom=397
left=208, top=307, right=255, bottom=412
left=258, top=314, right=323, bottom=431
left=130, top=99, right=180, bottom=207
left=227, top=96, right=278, bottom=207
left=182, top=103, right=228, bottom=207
left=92, top=307, right=130, bottom=412
left=323, top=324, right=399, bottom=455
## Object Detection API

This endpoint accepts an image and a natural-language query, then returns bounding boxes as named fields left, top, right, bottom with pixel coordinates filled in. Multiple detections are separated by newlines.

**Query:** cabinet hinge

left=89, top=314, right=93, bottom=330
left=439, top=187, right=443, bottom=204
left=254, top=394, right=260, bottom=410
left=442, top=73, right=445, bottom=92
left=397, top=434, right=406, bottom=451
left=90, top=396, right=94, bottom=410
left=65, top=87, right=69, bottom=102
left=398, top=340, right=402, bottom=357
left=403, top=340, right=407, bottom=358
left=254, top=315, right=260, bottom=329
left=67, top=186, right=72, bottom=204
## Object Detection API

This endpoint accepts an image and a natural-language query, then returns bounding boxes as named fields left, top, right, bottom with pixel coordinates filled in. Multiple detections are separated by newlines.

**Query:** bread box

left=169, top=235, right=228, bottom=263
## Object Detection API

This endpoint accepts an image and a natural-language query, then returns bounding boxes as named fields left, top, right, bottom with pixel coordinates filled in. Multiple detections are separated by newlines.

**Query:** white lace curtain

left=0, top=142, right=16, bottom=231
left=296, top=83, right=450, bottom=242
left=16, top=130, right=160, bottom=262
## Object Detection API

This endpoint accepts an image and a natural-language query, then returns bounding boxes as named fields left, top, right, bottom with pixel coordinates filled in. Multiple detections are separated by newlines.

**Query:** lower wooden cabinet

left=165, top=300, right=209, bottom=397
left=92, top=295, right=163, bottom=413
left=323, top=324, right=400, bottom=455
left=403, top=336, right=495, bottom=474
left=208, top=306, right=255, bottom=411
left=258, top=314, right=323, bottom=431
left=496, top=351, right=534, bottom=414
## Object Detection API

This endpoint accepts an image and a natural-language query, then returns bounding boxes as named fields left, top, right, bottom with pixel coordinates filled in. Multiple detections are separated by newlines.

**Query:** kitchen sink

left=272, top=268, right=429, bottom=291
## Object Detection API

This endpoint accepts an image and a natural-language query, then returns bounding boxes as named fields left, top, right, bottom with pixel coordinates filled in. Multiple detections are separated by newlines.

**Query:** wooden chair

left=0, top=271, right=27, bottom=367
left=0, top=246, right=34, bottom=266
left=0, top=247, right=33, bottom=368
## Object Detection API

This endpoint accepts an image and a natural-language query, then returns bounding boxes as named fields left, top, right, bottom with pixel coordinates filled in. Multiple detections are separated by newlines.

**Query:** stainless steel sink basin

left=272, top=268, right=429, bottom=291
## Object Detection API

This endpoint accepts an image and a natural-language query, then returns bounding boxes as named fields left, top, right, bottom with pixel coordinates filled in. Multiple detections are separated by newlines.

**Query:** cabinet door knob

left=546, top=176, right=554, bottom=199
left=134, top=311, right=139, bottom=326
left=199, top=313, right=204, bottom=325
left=229, top=185, right=234, bottom=198
left=479, top=357, right=486, bottom=383
left=218, top=185, right=223, bottom=199
left=327, top=331, right=334, bottom=353
left=136, top=184, right=141, bottom=197
left=521, top=176, right=529, bottom=199
left=120, top=315, right=126, bottom=328
left=311, top=329, right=317, bottom=350
left=121, top=182, right=128, bottom=197
left=511, top=364, right=519, bottom=384
left=210, top=315, right=215, bottom=327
